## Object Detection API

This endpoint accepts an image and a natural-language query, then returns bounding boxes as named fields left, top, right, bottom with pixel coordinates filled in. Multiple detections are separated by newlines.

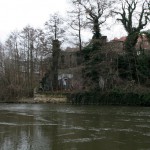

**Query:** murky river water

left=0, top=104, right=150, bottom=150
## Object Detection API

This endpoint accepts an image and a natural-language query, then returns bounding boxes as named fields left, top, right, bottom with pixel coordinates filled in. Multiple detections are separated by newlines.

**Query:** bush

left=68, top=90, right=150, bottom=106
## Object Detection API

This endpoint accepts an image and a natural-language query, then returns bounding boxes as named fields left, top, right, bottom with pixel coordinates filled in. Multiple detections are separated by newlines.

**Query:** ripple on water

left=63, top=138, right=92, bottom=143
left=57, top=132, right=75, bottom=137
left=62, top=126, right=85, bottom=130
left=35, top=117, right=51, bottom=123
left=119, top=119, right=131, bottom=122
left=0, top=122, right=59, bottom=126
left=63, top=136, right=106, bottom=143
left=89, top=127, right=112, bottom=132
left=113, top=141, right=126, bottom=144
left=16, top=113, right=33, bottom=117
left=113, top=128, right=134, bottom=132
left=143, top=132, right=150, bottom=137
left=0, top=122, right=17, bottom=126
left=135, top=124, right=150, bottom=129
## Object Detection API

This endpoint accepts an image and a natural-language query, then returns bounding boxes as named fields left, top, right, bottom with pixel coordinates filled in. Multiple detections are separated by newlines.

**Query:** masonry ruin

left=39, top=35, right=150, bottom=92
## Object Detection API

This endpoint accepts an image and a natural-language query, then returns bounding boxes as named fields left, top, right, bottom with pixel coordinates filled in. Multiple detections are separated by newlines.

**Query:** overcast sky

left=0, top=0, right=68, bottom=42
left=0, top=0, right=149, bottom=43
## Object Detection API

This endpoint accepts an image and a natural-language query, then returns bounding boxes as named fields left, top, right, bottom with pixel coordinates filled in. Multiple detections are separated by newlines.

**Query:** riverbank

left=1, top=86, right=150, bottom=106
left=68, top=88, right=150, bottom=106
left=0, top=93, right=67, bottom=104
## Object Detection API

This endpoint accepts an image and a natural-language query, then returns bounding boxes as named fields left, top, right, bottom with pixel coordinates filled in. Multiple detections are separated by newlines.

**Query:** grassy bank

left=0, top=92, right=68, bottom=104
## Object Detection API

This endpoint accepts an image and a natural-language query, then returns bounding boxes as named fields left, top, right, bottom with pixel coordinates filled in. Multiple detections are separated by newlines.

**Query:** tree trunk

left=78, top=18, right=82, bottom=51
left=125, top=32, right=139, bottom=83
left=30, top=41, right=34, bottom=90
left=51, top=40, right=60, bottom=90
left=93, top=18, right=101, bottom=39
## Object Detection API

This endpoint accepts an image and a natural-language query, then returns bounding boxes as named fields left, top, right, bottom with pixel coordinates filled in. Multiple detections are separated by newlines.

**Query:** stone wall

left=57, top=38, right=124, bottom=91
left=59, top=51, right=76, bottom=69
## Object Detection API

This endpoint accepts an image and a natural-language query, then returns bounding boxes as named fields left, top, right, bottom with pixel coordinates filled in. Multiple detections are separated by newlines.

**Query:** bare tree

left=44, top=13, right=66, bottom=90
left=20, top=26, right=37, bottom=91
left=5, top=31, right=21, bottom=85
left=112, top=0, right=150, bottom=83
left=45, top=13, right=65, bottom=41
left=34, top=29, right=51, bottom=78
left=0, top=42, right=5, bottom=76
left=73, top=0, right=113, bottom=39
left=112, top=0, right=150, bottom=53
left=147, top=0, right=150, bottom=12
left=68, top=2, right=86, bottom=51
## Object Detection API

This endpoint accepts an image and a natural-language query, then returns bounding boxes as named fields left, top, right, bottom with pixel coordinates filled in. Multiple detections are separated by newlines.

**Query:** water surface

left=0, top=104, right=150, bottom=150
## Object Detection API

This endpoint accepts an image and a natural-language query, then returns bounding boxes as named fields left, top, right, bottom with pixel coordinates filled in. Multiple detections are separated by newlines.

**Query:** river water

left=0, top=104, right=150, bottom=150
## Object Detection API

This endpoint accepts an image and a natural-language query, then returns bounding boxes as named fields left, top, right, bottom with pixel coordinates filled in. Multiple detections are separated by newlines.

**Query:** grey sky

left=0, top=0, right=68, bottom=42
left=0, top=0, right=149, bottom=43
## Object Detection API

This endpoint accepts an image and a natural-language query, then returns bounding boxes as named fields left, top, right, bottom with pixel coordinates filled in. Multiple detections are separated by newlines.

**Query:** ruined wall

left=102, top=41, right=125, bottom=53
left=58, top=66, right=83, bottom=90
left=58, top=51, right=82, bottom=69
left=57, top=49, right=83, bottom=90
left=135, top=36, right=150, bottom=54
left=57, top=39, right=125, bottom=91
left=41, top=36, right=150, bottom=91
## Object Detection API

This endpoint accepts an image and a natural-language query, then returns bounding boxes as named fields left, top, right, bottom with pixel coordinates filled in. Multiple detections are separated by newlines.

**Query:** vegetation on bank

left=0, top=86, right=34, bottom=102
left=66, top=0, right=150, bottom=106
left=68, top=87, right=150, bottom=106
left=0, top=0, right=150, bottom=105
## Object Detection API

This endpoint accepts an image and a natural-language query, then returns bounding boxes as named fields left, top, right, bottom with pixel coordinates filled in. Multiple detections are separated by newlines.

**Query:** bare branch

left=72, top=0, right=111, bottom=39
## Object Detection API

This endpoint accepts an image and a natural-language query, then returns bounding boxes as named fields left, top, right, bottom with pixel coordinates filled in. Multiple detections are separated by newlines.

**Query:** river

left=0, top=104, right=150, bottom=150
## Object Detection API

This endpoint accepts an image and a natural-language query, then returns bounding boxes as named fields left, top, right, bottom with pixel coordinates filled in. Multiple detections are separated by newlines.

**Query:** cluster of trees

left=78, top=0, right=150, bottom=90
left=0, top=27, right=50, bottom=99
left=0, top=0, right=149, bottom=100
left=0, top=9, right=86, bottom=100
